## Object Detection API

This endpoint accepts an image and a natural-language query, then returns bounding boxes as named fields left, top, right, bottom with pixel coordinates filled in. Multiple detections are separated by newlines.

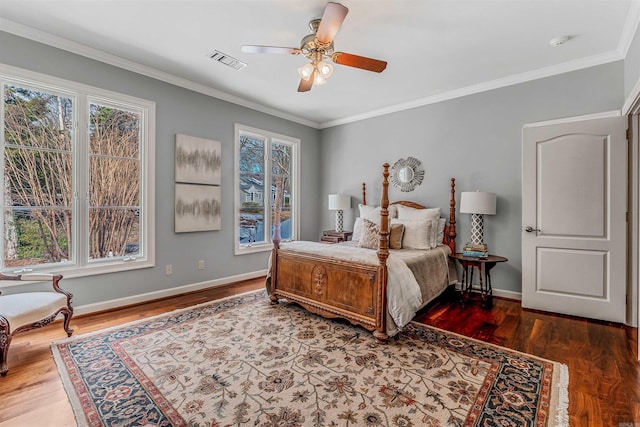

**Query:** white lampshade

left=328, top=194, right=351, bottom=210
left=460, top=191, right=497, bottom=215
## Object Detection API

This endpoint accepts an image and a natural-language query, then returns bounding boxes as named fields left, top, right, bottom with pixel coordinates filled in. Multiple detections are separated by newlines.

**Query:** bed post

left=448, top=178, right=457, bottom=254
left=375, top=164, right=390, bottom=343
left=362, top=182, right=367, bottom=206
left=268, top=177, right=283, bottom=304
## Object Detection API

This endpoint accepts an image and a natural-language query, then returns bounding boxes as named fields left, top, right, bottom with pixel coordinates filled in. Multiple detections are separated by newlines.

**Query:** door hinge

left=626, top=127, right=631, bottom=141
left=627, top=211, right=630, bottom=222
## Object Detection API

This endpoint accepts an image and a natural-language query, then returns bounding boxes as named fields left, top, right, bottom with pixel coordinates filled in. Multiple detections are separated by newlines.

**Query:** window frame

left=234, top=123, right=300, bottom=255
left=0, top=64, right=155, bottom=280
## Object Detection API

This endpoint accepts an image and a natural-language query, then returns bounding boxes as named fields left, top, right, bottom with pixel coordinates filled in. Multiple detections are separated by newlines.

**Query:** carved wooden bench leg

left=0, top=320, right=10, bottom=377
left=62, top=308, right=74, bottom=337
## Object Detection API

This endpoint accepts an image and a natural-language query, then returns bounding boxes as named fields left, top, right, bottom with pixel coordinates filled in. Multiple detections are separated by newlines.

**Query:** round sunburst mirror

left=390, top=157, right=424, bottom=192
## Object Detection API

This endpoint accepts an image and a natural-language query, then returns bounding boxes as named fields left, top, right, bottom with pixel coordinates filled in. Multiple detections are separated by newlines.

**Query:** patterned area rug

left=52, top=290, right=568, bottom=427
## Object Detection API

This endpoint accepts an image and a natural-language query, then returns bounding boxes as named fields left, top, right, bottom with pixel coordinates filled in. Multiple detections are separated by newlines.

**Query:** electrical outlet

left=198, top=260, right=205, bottom=270
left=165, top=264, right=173, bottom=275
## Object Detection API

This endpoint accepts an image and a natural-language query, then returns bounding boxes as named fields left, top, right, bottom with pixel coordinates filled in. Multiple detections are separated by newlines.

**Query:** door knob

left=524, top=226, right=540, bottom=233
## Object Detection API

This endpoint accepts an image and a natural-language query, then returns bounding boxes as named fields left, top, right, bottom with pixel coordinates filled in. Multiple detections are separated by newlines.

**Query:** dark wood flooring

left=0, top=278, right=638, bottom=426
left=415, top=288, right=640, bottom=426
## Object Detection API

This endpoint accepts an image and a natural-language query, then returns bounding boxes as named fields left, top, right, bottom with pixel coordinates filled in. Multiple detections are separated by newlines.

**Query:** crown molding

left=0, top=18, right=321, bottom=129
left=319, top=51, right=624, bottom=129
left=1, top=12, right=636, bottom=131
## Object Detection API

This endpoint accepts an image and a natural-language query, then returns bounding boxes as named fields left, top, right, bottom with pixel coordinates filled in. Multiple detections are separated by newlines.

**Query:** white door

left=522, top=115, right=627, bottom=323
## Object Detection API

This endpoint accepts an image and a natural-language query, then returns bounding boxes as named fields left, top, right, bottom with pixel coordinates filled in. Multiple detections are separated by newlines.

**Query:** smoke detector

left=549, top=36, right=571, bottom=47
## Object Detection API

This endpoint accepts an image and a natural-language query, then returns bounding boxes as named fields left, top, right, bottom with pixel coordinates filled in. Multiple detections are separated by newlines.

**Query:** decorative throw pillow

left=389, top=223, right=405, bottom=249
left=357, top=218, right=380, bottom=249
left=396, top=204, right=441, bottom=222
left=391, top=218, right=431, bottom=250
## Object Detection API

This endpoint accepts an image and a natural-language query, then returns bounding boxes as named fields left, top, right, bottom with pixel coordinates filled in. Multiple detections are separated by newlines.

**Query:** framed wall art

left=175, top=183, right=221, bottom=232
left=175, top=134, right=222, bottom=232
left=175, top=134, right=221, bottom=185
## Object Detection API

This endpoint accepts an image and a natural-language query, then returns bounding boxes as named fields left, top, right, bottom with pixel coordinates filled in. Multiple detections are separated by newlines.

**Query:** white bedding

left=272, top=241, right=454, bottom=336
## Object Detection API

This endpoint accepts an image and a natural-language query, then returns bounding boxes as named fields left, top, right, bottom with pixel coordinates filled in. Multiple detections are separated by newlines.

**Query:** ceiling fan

left=241, top=2, right=387, bottom=92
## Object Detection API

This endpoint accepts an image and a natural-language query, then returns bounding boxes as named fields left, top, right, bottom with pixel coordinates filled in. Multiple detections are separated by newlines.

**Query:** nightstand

left=321, top=230, right=353, bottom=244
left=449, top=253, right=508, bottom=307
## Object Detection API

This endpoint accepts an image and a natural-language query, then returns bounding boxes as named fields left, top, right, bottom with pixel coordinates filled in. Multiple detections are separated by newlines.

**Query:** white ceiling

left=1, top=1, right=639, bottom=128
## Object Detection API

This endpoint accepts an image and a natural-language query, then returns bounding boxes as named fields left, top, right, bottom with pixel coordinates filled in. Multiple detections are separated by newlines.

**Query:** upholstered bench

left=0, top=273, right=73, bottom=376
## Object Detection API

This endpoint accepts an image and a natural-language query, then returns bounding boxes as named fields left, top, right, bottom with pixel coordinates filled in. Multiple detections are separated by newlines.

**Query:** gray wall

left=320, top=62, right=625, bottom=294
left=625, top=21, right=640, bottom=102
left=0, top=28, right=632, bottom=304
left=0, top=31, right=321, bottom=306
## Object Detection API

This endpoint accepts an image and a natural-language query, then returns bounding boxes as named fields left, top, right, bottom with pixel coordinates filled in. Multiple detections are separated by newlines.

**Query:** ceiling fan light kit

left=317, top=61, right=334, bottom=78
left=241, top=2, right=387, bottom=92
left=298, top=63, right=315, bottom=80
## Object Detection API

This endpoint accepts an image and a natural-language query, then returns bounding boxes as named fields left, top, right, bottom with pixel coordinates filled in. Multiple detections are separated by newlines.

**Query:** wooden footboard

left=268, top=163, right=456, bottom=343
left=269, top=250, right=381, bottom=333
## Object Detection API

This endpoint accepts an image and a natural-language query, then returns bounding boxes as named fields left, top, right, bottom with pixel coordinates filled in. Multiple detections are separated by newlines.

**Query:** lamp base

left=470, top=213, right=484, bottom=246
left=335, top=210, right=344, bottom=233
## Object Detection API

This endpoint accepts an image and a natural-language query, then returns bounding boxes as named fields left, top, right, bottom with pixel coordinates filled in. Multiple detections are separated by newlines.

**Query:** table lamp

left=328, top=194, right=351, bottom=233
left=460, top=191, right=496, bottom=246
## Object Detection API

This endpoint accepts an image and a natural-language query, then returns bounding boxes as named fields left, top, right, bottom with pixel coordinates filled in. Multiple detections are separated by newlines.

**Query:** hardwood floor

left=0, top=279, right=638, bottom=426
left=415, top=290, right=640, bottom=426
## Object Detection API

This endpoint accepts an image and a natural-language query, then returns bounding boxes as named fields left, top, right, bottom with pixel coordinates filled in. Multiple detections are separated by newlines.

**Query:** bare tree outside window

left=88, top=103, right=141, bottom=260
left=2, top=85, right=142, bottom=269
left=3, top=85, right=73, bottom=267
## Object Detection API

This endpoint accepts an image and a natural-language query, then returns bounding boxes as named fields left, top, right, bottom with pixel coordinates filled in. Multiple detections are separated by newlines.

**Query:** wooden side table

left=449, top=253, right=508, bottom=307
left=321, top=230, right=353, bottom=244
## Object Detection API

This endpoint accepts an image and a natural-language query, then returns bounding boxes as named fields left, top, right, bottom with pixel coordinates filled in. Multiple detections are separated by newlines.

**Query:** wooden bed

left=267, top=163, right=457, bottom=342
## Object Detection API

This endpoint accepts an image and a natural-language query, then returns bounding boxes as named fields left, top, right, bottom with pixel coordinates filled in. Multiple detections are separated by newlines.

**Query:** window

left=234, top=124, right=299, bottom=254
left=1, top=66, right=155, bottom=277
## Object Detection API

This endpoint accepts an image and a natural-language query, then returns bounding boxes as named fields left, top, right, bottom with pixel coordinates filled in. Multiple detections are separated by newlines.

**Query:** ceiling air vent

left=208, top=50, right=247, bottom=71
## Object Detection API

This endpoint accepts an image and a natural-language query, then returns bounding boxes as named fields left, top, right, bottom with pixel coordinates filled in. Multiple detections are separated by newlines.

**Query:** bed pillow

left=358, top=204, right=398, bottom=222
left=391, top=218, right=432, bottom=250
left=389, top=223, right=405, bottom=249
left=352, top=217, right=364, bottom=242
left=426, top=217, right=444, bottom=248
left=396, top=204, right=441, bottom=222
left=357, top=218, right=380, bottom=249
left=436, top=217, right=446, bottom=246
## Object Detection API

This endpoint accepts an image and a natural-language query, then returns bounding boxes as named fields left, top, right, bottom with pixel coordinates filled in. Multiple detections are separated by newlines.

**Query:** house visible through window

left=235, top=124, right=299, bottom=254
left=1, top=67, right=155, bottom=277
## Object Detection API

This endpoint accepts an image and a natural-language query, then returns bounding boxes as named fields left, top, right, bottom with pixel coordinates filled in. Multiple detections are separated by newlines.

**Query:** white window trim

left=0, top=64, right=155, bottom=281
left=234, top=123, right=300, bottom=255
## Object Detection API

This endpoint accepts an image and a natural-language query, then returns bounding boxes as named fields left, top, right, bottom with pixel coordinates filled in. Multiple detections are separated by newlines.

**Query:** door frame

left=624, top=91, right=640, bottom=359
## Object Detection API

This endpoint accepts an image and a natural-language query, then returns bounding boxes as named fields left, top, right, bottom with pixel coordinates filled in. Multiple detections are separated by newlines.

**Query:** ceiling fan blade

left=241, top=45, right=301, bottom=55
left=332, top=52, right=387, bottom=73
left=298, top=71, right=314, bottom=92
left=316, top=2, right=349, bottom=44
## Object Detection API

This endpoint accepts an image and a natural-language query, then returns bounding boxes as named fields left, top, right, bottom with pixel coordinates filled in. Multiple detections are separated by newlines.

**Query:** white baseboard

left=493, top=288, right=522, bottom=301
left=73, top=270, right=267, bottom=316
